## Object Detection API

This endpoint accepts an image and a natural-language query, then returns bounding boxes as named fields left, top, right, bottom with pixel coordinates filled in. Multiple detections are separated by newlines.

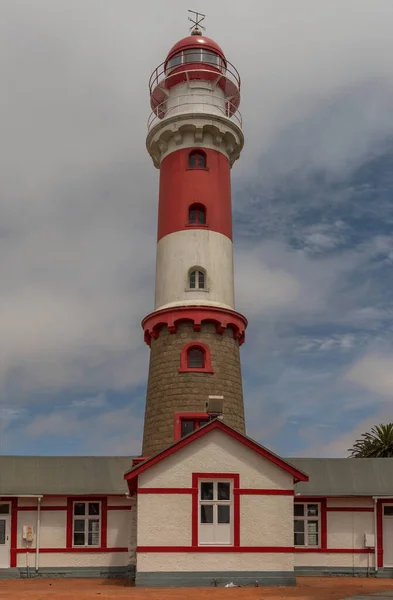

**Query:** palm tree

left=349, top=424, right=393, bottom=458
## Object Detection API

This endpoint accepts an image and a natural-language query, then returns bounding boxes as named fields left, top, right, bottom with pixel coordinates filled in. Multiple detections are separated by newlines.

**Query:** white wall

left=155, top=230, right=235, bottom=311
left=295, top=552, right=375, bottom=568
left=138, top=495, right=192, bottom=547
left=137, top=552, right=293, bottom=572
left=138, top=429, right=294, bottom=490
left=16, top=552, right=128, bottom=568
left=240, top=496, right=293, bottom=547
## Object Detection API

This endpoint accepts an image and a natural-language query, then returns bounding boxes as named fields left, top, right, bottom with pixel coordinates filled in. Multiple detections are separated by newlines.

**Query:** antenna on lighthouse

left=188, top=9, right=206, bottom=35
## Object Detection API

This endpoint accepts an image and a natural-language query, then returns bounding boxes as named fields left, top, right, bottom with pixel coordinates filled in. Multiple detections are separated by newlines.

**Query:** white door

left=0, top=503, right=11, bottom=569
left=383, top=505, right=393, bottom=567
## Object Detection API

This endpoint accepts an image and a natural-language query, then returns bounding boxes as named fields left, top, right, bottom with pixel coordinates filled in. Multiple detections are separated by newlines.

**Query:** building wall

left=136, top=429, right=295, bottom=580
left=13, top=495, right=133, bottom=572
left=139, top=429, right=294, bottom=490
left=138, top=552, right=293, bottom=572
left=240, top=496, right=293, bottom=547
left=294, top=496, right=376, bottom=572
left=142, top=324, right=245, bottom=456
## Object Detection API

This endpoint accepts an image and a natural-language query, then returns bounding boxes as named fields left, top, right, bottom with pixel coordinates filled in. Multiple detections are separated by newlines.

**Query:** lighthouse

left=141, top=15, right=247, bottom=456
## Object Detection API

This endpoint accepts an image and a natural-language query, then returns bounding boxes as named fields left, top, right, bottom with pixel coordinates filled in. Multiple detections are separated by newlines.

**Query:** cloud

left=1, top=0, right=393, bottom=454
left=344, top=354, right=393, bottom=397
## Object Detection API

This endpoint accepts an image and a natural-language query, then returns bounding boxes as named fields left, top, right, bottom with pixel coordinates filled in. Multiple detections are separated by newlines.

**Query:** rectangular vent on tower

left=206, top=395, right=224, bottom=418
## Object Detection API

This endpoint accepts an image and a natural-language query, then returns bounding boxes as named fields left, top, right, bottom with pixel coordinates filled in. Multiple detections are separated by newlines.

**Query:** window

left=384, top=506, right=393, bottom=516
left=187, top=346, right=204, bottom=368
left=166, top=50, right=225, bottom=74
left=189, top=150, right=206, bottom=169
left=174, top=413, right=210, bottom=440
left=178, top=342, right=214, bottom=374
left=188, top=203, right=206, bottom=225
left=188, top=268, right=206, bottom=290
left=73, top=501, right=101, bottom=547
left=198, top=480, right=233, bottom=545
left=294, top=503, right=320, bottom=547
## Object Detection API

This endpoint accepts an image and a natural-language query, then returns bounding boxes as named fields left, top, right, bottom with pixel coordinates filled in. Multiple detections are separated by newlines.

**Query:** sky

left=1, top=0, right=393, bottom=457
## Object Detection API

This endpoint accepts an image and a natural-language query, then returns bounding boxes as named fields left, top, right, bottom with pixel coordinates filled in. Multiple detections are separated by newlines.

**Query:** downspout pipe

left=35, top=497, right=41, bottom=572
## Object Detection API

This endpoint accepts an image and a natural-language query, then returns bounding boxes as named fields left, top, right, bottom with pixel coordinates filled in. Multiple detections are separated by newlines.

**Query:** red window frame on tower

left=178, top=342, right=214, bottom=374
left=188, top=150, right=207, bottom=170
left=188, top=203, right=207, bottom=227
left=174, top=412, right=210, bottom=441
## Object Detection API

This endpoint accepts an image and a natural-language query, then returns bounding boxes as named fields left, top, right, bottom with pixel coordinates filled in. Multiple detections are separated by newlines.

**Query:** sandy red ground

left=0, top=577, right=393, bottom=599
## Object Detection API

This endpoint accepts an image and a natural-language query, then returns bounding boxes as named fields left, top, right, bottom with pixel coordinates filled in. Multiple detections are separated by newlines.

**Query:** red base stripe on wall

left=14, top=547, right=128, bottom=554
left=326, top=507, right=374, bottom=512
left=294, top=548, right=374, bottom=554
left=137, top=546, right=294, bottom=553
left=234, top=489, right=294, bottom=496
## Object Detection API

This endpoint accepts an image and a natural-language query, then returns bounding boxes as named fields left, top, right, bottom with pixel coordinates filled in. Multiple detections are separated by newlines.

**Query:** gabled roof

left=124, top=419, right=308, bottom=488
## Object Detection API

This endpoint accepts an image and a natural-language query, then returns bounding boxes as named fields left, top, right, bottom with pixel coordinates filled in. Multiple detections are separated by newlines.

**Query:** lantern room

left=148, top=32, right=241, bottom=129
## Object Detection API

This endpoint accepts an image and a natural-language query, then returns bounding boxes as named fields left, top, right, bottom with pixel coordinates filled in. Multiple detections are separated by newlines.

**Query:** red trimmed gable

left=124, top=419, right=308, bottom=493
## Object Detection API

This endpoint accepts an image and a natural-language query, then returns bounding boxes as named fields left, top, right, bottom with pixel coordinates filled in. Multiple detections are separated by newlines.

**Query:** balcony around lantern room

left=148, top=48, right=242, bottom=131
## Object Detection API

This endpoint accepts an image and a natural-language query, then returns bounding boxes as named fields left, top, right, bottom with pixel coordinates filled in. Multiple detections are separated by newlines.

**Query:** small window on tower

left=188, top=268, right=206, bottom=290
left=189, top=204, right=206, bottom=225
left=189, top=150, right=206, bottom=169
left=178, top=343, right=214, bottom=375
left=187, top=346, right=205, bottom=369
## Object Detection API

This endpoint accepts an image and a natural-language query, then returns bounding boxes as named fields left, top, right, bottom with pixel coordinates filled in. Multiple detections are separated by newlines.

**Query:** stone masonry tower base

left=142, top=322, right=245, bottom=456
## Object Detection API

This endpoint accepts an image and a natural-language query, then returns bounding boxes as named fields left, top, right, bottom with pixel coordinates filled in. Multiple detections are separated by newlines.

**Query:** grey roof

left=2, top=453, right=393, bottom=498
left=290, top=457, right=393, bottom=497
left=0, top=456, right=134, bottom=496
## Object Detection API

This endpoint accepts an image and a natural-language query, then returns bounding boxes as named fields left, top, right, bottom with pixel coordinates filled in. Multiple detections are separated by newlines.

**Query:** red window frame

left=188, top=203, right=207, bottom=227
left=174, top=412, right=210, bottom=441
left=293, top=498, right=327, bottom=551
left=179, top=342, right=214, bottom=374
left=188, top=150, right=207, bottom=169
left=66, top=497, right=107, bottom=549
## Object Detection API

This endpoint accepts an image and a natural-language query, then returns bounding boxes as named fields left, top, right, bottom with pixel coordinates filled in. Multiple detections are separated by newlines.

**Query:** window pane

left=217, top=482, right=230, bottom=500
left=294, top=519, right=304, bottom=534
left=218, top=505, right=230, bottom=524
left=189, top=209, right=197, bottom=224
left=73, top=532, right=85, bottom=546
left=88, top=503, right=100, bottom=516
left=73, top=519, right=85, bottom=533
left=200, top=482, right=214, bottom=500
left=384, top=506, right=393, bottom=516
left=88, top=519, right=100, bottom=545
left=198, top=271, right=205, bottom=289
left=307, top=520, right=319, bottom=546
left=307, top=504, right=319, bottom=517
left=0, top=520, right=5, bottom=545
left=74, top=503, right=85, bottom=515
left=184, top=50, right=202, bottom=63
left=181, top=420, right=195, bottom=437
left=0, top=505, right=10, bottom=515
left=294, top=504, right=304, bottom=517
left=189, top=151, right=205, bottom=169
left=187, top=348, right=204, bottom=368
left=294, top=532, right=305, bottom=546
left=189, top=270, right=196, bottom=288
left=197, top=209, right=206, bottom=224
left=200, top=505, right=213, bottom=523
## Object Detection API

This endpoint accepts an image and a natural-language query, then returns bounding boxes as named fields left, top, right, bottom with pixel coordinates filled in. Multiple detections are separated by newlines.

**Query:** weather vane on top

left=188, top=10, right=206, bottom=35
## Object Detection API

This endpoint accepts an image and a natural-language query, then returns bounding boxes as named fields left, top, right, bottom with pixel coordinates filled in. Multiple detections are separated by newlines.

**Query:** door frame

left=0, top=501, right=12, bottom=569
left=0, top=498, right=17, bottom=569
left=382, top=503, right=393, bottom=568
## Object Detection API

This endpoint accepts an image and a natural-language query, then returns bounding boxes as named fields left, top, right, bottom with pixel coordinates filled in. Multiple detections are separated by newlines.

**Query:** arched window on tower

left=188, top=203, right=206, bottom=225
left=178, top=342, right=214, bottom=374
left=189, top=150, right=206, bottom=169
left=188, top=267, right=206, bottom=290
left=187, top=346, right=205, bottom=369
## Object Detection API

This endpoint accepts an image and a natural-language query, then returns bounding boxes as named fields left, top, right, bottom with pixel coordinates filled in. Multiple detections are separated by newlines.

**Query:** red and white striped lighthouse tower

left=142, top=15, right=247, bottom=456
